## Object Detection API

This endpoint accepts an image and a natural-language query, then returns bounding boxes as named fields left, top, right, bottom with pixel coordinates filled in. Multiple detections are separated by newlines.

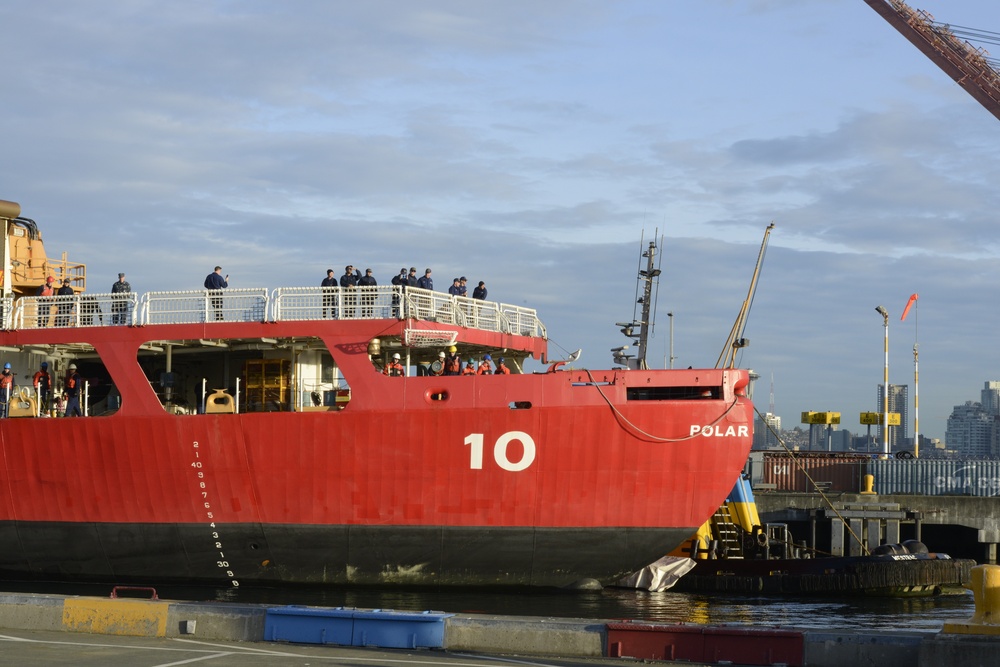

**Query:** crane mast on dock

left=863, top=0, right=1000, bottom=121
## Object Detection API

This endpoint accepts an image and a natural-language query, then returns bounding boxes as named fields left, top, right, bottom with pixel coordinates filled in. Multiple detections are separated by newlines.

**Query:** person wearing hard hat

left=64, top=363, right=83, bottom=417
left=383, top=352, right=405, bottom=377
left=444, top=346, right=461, bottom=375
left=430, top=351, right=446, bottom=376
left=477, top=353, right=494, bottom=375
left=462, top=358, right=477, bottom=376
left=33, top=361, right=52, bottom=414
left=495, top=357, right=511, bottom=375
left=36, top=276, right=56, bottom=327
left=0, top=362, right=13, bottom=418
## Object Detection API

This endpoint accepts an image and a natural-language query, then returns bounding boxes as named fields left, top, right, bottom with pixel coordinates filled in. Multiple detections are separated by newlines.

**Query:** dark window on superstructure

left=626, top=386, right=719, bottom=401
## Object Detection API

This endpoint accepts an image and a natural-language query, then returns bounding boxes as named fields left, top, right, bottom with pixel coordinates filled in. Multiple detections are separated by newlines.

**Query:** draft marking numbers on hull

left=191, top=441, right=240, bottom=588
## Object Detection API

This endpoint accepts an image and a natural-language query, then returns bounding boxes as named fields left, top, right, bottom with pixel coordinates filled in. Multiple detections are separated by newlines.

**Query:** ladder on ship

left=710, top=505, right=745, bottom=559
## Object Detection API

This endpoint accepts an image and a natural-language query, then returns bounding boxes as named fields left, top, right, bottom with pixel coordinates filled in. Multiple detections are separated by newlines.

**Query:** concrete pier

left=0, top=591, right=995, bottom=666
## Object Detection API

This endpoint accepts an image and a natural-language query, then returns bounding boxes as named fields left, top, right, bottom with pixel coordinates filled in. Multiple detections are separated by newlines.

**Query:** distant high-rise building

left=876, top=384, right=909, bottom=450
left=808, top=423, right=840, bottom=451
left=946, top=401, right=993, bottom=457
left=753, top=412, right=781, bottom=449
left=982, top=381, right=1000, bottom=415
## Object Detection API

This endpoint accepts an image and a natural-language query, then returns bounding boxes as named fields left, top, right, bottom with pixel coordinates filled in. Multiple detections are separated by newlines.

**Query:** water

left=6, top=581, right=975, bottom=633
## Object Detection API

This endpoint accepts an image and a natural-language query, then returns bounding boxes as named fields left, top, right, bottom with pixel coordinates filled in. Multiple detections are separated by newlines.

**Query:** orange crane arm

left=863, top=0, right=1000, bottom=122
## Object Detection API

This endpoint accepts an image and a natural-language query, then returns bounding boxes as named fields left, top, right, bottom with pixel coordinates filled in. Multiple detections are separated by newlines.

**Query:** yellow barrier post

left=941, top=564, right=1000, bottom=635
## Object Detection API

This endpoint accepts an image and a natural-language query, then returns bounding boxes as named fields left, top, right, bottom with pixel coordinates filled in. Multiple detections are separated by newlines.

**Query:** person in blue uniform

left=473, top=281, right=487, bottom=300
left=55, top=278, right=74, bottom=327
left=358, top=268, right=378, bottom=317
left=204, top=266, right=228, bottom=321
left=417, top=268, right=433, bottom=291
left=321, top=269, right=337, bottom=318
left=64, top=363, right=83, bottom=417
left=111, top=272, right=131, bottom=325
left=340, top=265, right=361, bottom=318
left=391, top=267, right=408, bottom=317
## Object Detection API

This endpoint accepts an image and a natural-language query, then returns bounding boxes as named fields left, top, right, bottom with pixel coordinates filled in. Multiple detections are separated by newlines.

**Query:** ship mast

left=614, top=234, right=662, bottom=370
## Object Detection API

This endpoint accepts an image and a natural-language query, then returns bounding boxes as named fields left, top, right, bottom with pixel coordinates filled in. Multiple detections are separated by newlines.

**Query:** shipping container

left=759, top=452, right=867, bottom=493
left=868, top=459, right=1000, bottom=497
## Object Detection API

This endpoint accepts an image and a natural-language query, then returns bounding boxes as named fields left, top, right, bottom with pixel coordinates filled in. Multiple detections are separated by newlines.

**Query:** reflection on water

left=7, top=580, right=971, bottom=632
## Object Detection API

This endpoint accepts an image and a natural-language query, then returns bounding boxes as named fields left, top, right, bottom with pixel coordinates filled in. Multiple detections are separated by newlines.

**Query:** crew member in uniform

left=64, top=363, right=83, bottom=417
left=444, top=346, right=462, bottom=375
left=383, top=352, right=404, bottom=377
left=430, top=351, right=446, bottom=376
left=0, top=363, right=13, bottom=418
left=33, top=361, right=52, bottom=414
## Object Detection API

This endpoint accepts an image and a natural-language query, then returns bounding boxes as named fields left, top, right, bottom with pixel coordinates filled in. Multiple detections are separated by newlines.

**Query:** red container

left=704, top=626, right=803, bottom=666
left=762, top=452, right=867, bottom=492
left=606, top=622, right=703, bottom=661
left=606, top=622, right=804, bottom=666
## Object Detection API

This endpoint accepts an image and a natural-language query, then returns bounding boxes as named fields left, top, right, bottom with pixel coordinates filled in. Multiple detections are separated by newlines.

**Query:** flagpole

left=901, top=294, right=919, bottom=459
left=913, top=340, right=919, bottom=459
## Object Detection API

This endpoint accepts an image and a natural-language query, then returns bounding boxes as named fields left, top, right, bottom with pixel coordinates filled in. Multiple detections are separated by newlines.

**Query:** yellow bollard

left=941, top=564, right=1000, bottom=635
left=859, top=474, right=877, bottom=495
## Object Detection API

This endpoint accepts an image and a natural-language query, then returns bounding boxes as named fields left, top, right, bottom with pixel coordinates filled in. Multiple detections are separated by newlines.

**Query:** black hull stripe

left=0, top=522, right=694, bottom=588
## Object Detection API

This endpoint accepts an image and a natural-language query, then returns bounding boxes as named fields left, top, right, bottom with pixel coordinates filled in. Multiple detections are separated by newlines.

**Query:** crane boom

left=716, top=223, right=774, bottom=370
left=863, top=0, right=1000, bottom=122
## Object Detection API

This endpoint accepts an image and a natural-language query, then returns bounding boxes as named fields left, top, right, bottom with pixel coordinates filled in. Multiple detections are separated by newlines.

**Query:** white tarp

left=617, top=555, right=697, bottom=592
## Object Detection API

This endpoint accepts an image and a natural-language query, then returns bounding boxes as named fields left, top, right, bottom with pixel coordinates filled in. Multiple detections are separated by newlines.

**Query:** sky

left=3, top=0, right=1000, bottom=442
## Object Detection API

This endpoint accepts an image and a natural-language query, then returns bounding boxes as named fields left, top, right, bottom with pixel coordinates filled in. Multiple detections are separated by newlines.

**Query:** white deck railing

left=0, top=297, right=11, bottom=330
left=6, top=286, right=546, bottom=337
left=140, top=288, right=269, bottom=325
left=10, top=292, right=139, bottom=329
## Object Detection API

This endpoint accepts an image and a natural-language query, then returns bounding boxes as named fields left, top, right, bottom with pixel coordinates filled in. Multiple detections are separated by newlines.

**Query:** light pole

left=667, top=312, right=675, bottom=369
left=875, top=305, right=889, bottom=457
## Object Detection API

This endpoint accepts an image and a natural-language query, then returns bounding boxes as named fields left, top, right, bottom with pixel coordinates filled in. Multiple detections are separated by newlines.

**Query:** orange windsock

left=901, top=294, right=918, bottom=321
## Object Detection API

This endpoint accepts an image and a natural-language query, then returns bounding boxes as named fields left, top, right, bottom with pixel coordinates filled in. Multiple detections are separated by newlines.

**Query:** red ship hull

left=0, top=293, right=754, bottom=588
